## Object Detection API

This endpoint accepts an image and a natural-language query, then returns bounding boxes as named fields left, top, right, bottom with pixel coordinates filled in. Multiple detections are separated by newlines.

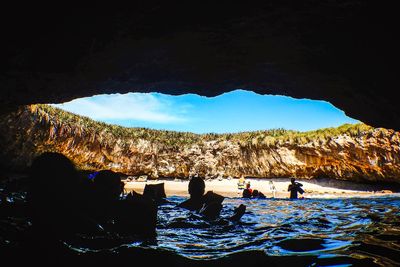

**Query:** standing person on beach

left=237, top=175, right=246, bottom=191
left=288, top=178, right=304, bottom=199
left=269, top=180, right=277, bottom=198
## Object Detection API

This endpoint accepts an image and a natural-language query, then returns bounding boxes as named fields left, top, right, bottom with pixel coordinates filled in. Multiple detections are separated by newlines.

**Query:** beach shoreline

left=124, top=178, right=398, bottom=199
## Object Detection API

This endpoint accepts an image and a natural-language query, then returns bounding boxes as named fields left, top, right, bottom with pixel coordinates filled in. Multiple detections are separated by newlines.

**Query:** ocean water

left=1, top=193, right=400, bottom=266
left=157, top=196, right=400, bottom=254
left=157, top=196, right=400, bottom=265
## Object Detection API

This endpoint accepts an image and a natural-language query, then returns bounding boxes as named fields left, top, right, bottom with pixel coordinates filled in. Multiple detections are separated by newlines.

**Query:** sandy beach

left=124, top=178, right=397, bottom=199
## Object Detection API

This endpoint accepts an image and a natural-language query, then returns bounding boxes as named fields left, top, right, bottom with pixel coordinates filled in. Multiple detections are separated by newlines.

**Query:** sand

left=123, top=178, right=397, bottom=199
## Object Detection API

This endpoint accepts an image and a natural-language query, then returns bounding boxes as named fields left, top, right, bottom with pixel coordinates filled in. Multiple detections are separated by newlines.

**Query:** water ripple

left=154, top=196, right=400, bottom=264
left=1, top=194, right=400, bottom=265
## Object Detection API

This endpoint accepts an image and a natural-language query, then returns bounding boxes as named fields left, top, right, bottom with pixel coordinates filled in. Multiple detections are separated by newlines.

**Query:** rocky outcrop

left=1, top=2, right=399, bottom=131
left=1, top=105, right=400, bottom=183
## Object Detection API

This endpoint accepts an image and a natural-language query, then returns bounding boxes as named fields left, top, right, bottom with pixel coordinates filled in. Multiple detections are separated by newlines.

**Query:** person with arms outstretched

left=288, top=178, right=304, bottom=199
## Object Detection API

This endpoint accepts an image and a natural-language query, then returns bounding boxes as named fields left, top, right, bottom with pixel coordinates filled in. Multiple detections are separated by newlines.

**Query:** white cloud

left=52, top=93, right=186, bottom=124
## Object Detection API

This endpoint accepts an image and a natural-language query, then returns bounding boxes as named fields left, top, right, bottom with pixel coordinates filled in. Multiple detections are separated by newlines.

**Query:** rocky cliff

left=1, top=105, right=400, bottom=183
left=2, top=2, right=400, bottom=132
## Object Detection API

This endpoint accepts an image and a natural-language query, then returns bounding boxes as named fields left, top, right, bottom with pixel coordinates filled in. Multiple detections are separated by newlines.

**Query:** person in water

left=178, top=176, right=246, bottom=221
left=288, top=178, right=304, bottom=199
left=242, top=181, right=253, bottom=198
left=251, top=189, right=266, bottom=199
left=27, top=152, right=157, bottom=240
left=27, top=152, right=98, bottom=238
left=91, top=170, right=157, bottom=237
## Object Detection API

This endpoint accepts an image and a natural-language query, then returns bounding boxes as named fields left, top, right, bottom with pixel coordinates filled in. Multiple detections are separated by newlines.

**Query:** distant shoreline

left=124, top=178, right=399, bottom=199
left=1, top=172, right=398, bottom=199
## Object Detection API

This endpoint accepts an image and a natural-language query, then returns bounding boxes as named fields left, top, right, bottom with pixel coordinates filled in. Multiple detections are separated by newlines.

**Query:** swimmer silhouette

left=91, top=170, right=157, bottom=237
left=178, top=176, right=246, bottom=221
left=27, top=152, right=157, bottom=239
left=27, top=152, right=94, bottom=237
left=288, top=178, right=304, bottom=199
left=242, top=182, right=253, bottom=198
left=252, top=189, right=266, bottom=199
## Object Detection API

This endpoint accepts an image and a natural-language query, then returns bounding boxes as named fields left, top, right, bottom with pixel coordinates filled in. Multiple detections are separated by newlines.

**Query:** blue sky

left=52, top=89, right=359, bottom=133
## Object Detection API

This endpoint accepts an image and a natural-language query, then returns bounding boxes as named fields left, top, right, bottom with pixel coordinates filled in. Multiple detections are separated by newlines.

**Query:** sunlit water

left=1, top=193, right=400, bottom=266
left=156, top=197, right=400, bottom=263
left=71, top=196, right=400, bottom=265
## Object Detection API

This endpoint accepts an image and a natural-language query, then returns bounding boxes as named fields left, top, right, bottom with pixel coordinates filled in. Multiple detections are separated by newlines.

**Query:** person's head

left=28, top=152, right=84, bottom=236
left=93, top=170, right=124, bottom=201
left=143, top=183, right=166, bottom=204
left=246, top=182, right=251, bottom=189
left=252, top=189, right=259, bottom=197
left=188, top=176, right=205, bottom=199
left=29, top=152, right=79, bottom=199
left=291, top=178, right=296, bottom=184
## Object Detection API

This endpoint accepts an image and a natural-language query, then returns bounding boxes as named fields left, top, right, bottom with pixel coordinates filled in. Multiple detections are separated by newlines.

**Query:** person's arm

left=296, top=184, right=305, bottom=194
left=203, top=191, right=224, bottom=205
left=177, top=199, right=190, bottom=209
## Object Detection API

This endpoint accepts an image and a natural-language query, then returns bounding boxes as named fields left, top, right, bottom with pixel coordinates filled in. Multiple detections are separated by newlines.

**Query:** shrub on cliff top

left=30, top=104, right=373, bottom=149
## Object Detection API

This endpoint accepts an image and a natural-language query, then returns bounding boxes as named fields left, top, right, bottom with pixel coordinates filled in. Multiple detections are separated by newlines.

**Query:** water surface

left=67, top=196, right=400, bottom=266
left=155, top=196, right=400, bottom=264
left=1, top=192, right=400, bottom=266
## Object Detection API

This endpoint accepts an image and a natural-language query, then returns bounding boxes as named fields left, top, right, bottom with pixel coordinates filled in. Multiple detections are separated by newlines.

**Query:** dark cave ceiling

left=1, top=1, right=399, bottom=129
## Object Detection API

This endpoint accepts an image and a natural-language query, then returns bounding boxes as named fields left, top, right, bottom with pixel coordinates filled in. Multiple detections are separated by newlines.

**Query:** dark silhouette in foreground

left=91, top=170, right=157, bottom=237
left=178, top=176, right=246, bottom=221
left=0, top=156, right=393, bottom=267
left=288, top=178, right=304, bottom=199
left=27, top=152, right=96, bottom=238
left=143, top=182, right=167, bottom=204
left=27, top=152, right=157, bottom=240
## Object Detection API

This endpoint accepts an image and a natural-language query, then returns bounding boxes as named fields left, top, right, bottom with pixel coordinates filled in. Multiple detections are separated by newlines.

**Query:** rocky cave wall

left=1, top=2, right=399, bottom=129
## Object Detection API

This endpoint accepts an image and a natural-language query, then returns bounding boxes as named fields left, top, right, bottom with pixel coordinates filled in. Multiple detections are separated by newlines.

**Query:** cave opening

left=51, top=89, right=360, bottom=134
left=2, top=88, right=399, bottom=189
left=1, top=89, right=400, bottom=266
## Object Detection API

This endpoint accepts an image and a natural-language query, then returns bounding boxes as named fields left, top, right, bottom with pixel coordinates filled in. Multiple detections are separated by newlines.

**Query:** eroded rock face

left=1, top=105, right=400, bottom=183
left=0, top=2, right=399, bottom=130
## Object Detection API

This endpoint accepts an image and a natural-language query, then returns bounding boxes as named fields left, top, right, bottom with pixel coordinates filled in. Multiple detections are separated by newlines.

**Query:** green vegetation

left=215, top=123, right=372, bottom=147
left=32, top=104, right=201, bottom=148
left=31, top=104, right=373, bottom=148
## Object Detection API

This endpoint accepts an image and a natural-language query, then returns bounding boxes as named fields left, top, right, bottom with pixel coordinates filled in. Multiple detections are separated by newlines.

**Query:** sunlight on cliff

left=2, top=103, right=400, bottom=182
left=9, top=90, right=400, bottom=183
